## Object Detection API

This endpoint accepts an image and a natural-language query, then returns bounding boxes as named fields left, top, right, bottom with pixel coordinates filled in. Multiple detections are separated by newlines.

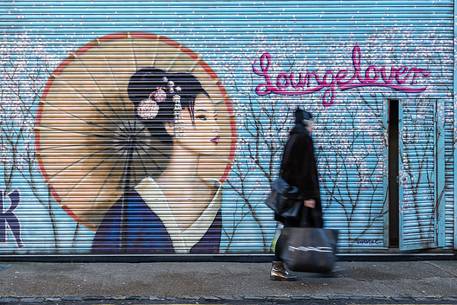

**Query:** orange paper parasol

left=35, top=32, right=236, bottom=231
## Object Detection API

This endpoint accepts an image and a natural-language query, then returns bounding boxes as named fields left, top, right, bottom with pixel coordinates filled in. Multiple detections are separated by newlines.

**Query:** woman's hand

left=304, top=199, right=316, bottom=208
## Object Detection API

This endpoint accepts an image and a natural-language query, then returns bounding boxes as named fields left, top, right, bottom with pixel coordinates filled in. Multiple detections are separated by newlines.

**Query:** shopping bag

left=277, top=227, right=338, bottom=273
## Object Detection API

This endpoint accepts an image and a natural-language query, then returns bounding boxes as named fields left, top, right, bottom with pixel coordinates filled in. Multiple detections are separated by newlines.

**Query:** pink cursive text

left=251, top=45, right=430, bottom=107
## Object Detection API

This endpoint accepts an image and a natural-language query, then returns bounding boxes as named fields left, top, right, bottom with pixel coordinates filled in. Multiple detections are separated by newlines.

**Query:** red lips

left=211, top=136, right=220, bottom=144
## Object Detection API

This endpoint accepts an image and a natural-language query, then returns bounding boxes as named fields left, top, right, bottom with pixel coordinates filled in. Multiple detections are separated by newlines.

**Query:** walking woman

left=270, top=107, right=324, bottom=281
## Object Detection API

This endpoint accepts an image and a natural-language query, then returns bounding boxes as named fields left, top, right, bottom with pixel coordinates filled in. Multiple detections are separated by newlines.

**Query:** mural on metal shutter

left=35, top=34, right=237, bottom=254
left=0, top=1, right=454, bottom=254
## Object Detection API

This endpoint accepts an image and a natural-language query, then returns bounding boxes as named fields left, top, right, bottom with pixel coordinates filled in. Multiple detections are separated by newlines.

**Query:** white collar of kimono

left=135, top=176, right=221, bottom=253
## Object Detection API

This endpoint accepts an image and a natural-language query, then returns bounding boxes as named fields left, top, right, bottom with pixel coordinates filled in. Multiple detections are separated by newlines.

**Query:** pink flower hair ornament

left=137, top=88, right=163, bottom=120
left=137, top=82, right=182, bottom=120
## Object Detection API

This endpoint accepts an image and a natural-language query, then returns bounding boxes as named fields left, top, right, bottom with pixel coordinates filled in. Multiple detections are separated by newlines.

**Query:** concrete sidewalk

left=0, top=260, right=456, bottom=302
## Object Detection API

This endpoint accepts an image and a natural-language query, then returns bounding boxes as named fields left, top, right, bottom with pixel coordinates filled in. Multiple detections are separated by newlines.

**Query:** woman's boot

left=270, top=261, right=297, bottom=281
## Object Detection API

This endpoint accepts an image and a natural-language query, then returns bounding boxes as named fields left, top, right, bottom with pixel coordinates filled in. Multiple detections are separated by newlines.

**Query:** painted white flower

left=137, top=98, right=159, bottom=120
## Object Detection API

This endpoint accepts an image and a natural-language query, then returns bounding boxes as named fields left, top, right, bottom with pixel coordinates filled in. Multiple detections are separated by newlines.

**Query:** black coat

left=275, top=123, right=324, bottom=228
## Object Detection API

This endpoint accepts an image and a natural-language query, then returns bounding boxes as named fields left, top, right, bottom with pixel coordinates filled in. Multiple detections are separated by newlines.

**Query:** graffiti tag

left=0, top=190, right=23, bottom=247
left=352, top=238, right=382, bottom=245
left=252, top=44, right=430, bottom=107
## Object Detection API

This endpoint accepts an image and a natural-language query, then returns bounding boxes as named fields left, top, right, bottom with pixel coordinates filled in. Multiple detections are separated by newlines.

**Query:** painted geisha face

left=173, top=94, right=220, bottom=155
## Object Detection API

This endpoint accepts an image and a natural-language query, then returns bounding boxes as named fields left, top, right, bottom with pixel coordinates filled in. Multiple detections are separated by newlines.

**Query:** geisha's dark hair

left=127, top=67, right=209, bottom=181
left=127, top=67, right=208, bottom=144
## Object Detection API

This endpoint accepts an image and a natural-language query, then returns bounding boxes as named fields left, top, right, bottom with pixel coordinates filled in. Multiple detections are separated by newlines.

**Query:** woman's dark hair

left=127, top=67, right=209, bottom=180
left=294, top=107, right=305, bottom=124
left=127, top=67, right=208, bottom=144
left=294, top=107, right=313, bottom=125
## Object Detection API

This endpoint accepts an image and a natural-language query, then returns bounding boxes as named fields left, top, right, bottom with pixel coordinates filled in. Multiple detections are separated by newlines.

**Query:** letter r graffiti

left=0, top=190, right=23, bottom=248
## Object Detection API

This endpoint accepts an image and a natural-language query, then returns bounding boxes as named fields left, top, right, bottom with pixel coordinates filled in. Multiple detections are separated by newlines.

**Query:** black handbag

left=277, top=227, right=338, bottom=273
left=265, top=177, right=303, bottom=219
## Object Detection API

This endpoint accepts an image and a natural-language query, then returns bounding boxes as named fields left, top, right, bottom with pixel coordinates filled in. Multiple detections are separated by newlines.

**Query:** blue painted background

left=0, top=0, right=454, bottom=253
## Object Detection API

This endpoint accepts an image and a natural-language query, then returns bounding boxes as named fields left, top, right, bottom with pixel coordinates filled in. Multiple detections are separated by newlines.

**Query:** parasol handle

left=120, top=134, right=136, bottom=253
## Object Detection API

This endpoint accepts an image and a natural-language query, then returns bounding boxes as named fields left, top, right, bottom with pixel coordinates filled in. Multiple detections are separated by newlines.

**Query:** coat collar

left=135, top=176, right=221, bottom=253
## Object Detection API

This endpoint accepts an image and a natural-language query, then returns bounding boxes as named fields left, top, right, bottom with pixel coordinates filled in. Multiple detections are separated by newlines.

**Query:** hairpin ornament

left=153, top=87, right=166, bottom=103
left=136, top=79, right=183, bottom=121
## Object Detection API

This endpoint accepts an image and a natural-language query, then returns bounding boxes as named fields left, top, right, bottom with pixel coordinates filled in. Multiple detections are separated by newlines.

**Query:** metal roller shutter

left=399, top=98, right=445, bottom=250
left=0, top=1, right=455, bottom=255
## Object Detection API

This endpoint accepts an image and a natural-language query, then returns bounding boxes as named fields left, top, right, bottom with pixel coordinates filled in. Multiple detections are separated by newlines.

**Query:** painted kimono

left=92, top=177, right=222, bottom=254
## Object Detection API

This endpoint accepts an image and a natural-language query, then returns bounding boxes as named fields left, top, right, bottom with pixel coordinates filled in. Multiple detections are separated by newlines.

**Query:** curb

left=0, top=252, right=456, bottom=263
left=0, top=295, right=456, bottom=303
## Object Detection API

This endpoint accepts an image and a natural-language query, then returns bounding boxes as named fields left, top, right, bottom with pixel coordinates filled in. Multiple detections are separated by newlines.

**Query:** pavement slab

left=0, top=261, right=455, bottom=301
